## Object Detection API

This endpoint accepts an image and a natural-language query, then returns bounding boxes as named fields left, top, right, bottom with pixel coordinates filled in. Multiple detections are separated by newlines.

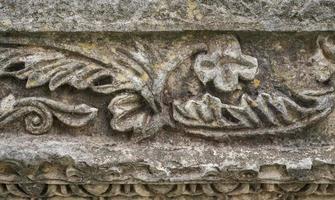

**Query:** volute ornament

left=0, top=34, right=334, bottom=140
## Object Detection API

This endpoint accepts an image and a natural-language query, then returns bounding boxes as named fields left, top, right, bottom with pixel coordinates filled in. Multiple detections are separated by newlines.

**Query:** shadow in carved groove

left=0, top=34, right=334, bottom=140
left=2, top=183, right=335, bottom=198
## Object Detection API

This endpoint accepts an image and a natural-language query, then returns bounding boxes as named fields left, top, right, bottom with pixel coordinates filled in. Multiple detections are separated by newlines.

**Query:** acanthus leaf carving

left=0, top=44, right=158, bottom=114
left=0, top=34, right=334, bottom=140
left=108, top=93, right=161, bottom=135
left=0, top=94, right=97, bottom=135
left=0, top=44, right=152, bottom=93
left=0, top=42, right=207, bottom=138
left=173, top=91, right=333, bottom=138
left=171, top=34, right=335, bottom=139
left=107, top=42, right=207, bottom=139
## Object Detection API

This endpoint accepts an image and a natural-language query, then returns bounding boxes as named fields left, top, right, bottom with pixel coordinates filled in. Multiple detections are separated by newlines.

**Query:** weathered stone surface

left=1, top=0, right=335, bottom=32
left=1, top=1, right=335, bottom=200
left=0, top=32, right=334, bottom=199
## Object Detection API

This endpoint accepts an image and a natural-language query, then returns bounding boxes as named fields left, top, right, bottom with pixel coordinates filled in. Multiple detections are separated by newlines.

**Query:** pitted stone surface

left=1, top=0, right=335, bottom=32
left=1, top=1, right=335, bottom=199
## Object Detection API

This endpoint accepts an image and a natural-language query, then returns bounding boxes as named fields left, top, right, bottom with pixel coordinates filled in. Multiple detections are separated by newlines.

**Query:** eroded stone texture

left=1, top=33, right=334, bottom=139
left=0, top=32, right=334, bottom=199
left=1, top=2, right=335, bottom=199
left=1, top=0, right=335, bottom=32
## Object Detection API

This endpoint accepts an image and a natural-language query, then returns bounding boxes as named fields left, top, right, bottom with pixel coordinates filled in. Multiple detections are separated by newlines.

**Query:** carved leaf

left=0, top=45, right=157, bottom=110
left=108, top=93, right=162, bottom=135
left=0, top=94, right=98, bottom=135
left=21, top=97, right=98, bottom=127
left=112, top=41, right=207, bottom=111
left=173, top=91, right=333, bottom=137
left=174, top=94, right=228, bottom=127
left=114, top=41, right=156, bottom=84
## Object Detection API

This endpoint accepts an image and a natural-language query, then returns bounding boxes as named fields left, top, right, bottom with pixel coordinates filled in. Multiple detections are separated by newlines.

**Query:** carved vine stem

left=0, top=94, right=97, bottom=135
left=0, top=34, right=334, bottom=139
left=171, top=34, right=335, bottom=139
left=109, top=42, right=208, bottom=138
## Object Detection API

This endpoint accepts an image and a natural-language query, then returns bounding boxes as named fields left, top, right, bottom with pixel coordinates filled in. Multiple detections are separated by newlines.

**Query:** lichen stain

left=252, top=79, right=261, bottom=88
left=79, top=43, right=97, bottom=53
left=187, top=0, right=203, bottom=21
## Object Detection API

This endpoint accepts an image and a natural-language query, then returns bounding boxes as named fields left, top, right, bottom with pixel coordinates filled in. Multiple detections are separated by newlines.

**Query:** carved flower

left=194, top=42, right=258, bottom=92
left=108, top=93, right=163, bottom=137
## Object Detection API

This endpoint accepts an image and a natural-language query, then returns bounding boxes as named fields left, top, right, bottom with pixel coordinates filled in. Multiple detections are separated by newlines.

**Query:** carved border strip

left=0, top=160, right=335, bottom=184
left=1, top=182, right=335, bottom=198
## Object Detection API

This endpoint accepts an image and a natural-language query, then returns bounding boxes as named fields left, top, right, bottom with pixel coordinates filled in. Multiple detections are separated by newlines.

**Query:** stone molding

left=0, top=161, right=334, bottom=199
left=1, top=4, right=335, bottom=198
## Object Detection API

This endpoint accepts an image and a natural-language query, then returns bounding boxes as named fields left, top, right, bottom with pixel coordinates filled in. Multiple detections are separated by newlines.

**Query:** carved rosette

left=193, top=37, right=258, bottom=92
left=172, top=35, right=335, bottom=139
left=0, top=34, right=334, bottom=140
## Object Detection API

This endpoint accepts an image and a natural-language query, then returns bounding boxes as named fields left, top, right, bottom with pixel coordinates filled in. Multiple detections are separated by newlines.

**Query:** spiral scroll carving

left=0, top=94, right=97, bottom=135
left=0, top=34, right=334, bottom=139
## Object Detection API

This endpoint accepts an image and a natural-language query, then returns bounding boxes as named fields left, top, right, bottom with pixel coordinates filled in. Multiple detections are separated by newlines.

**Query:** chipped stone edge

left=0, top=160, right=335, bottom=198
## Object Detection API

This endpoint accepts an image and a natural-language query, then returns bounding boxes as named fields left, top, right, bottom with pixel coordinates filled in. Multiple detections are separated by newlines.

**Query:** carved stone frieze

left=1, top=34, right=334, bottom=140
left=173, top=91, right=333, bottom=139
left=0, top=31, right=335, bottom=199
left=0, top=160, right=334, bottom=199
left=1, top=0, right=335, bottom=199
left=2, top=182, right=335, bottom=199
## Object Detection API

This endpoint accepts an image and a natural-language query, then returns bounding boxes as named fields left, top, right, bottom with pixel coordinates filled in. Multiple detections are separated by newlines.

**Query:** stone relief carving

left=310, top=35, right=335, bottom=84
left=0, top=160, right=334, bottom=199
left=0, top=34, right=334, bottom=140
left=173, top=35, right=335, bottom=139
left=2, top=1, right=335, bottom=199
left=4, top=182, right=335, bottom=199
left=193, top=38, right=258, bottom=93
left=173, top=91, right=333, bottom=139
left=0, top=94, right=97, bottom=134
left=0, top=44, right=152, bottom=95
